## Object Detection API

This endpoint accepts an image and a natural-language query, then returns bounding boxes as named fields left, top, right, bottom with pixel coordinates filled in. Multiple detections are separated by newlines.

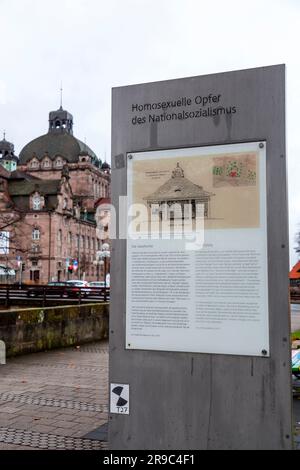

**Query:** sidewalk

left=0, top=341, right=108, bottom=450
left=1, top=338, right=298, bottom=450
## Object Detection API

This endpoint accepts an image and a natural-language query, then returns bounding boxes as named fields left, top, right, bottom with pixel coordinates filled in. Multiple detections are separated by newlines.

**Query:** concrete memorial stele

left=110, top=65, right=292, bottom=449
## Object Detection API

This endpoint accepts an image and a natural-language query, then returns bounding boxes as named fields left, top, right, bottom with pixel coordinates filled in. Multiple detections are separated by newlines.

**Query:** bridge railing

left=0, top=284, right=110, bottom=308
left=291, top=293, right=300, bottom=303
left=290, top=287, right=300, bottom=304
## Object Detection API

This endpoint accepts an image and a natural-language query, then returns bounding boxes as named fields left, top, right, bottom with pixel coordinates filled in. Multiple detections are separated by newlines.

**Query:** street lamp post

left=99, top=258, right=105, bottom=282
left=96, top=243, right=110, bottom=301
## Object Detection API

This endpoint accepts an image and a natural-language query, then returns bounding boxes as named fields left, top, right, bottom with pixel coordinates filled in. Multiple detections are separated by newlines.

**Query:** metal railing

left=291, top=290, right=300, bottom=303
left=0, top=284, right=110, bottom=308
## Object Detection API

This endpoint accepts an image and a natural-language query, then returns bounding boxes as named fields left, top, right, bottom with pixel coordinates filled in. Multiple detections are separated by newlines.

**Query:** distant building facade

left=0, top=106, right=111, bottom=284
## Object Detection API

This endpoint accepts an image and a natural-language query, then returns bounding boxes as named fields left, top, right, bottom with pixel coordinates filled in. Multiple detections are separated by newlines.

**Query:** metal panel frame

left=110, top=65, right=292, bottom=449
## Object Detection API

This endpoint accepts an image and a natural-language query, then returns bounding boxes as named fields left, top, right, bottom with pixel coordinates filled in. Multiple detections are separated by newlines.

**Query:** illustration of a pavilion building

left=145, top=162, right=215, bottom=221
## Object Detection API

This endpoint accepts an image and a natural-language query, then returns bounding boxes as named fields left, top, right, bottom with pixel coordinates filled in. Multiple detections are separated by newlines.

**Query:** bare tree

left=0, top=208, right=33, bottom=281
left=295, top=230, right=300, bottom=258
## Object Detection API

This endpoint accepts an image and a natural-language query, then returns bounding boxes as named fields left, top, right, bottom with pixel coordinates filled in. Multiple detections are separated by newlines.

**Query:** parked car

left=88, top=281, right=106, bottom=288
left=88, top=281, right=106, bottom=296
left=11, top=282, right=29, bottom=290
left=65, top=280, right=91, bottom=297
left=27, top=282, right=69, bottom=298
left=26, top=281, right=87, bottom=298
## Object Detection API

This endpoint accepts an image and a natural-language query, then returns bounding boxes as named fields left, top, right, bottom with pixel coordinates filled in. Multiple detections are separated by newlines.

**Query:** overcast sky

left=0, top=0, right=300, bottom=265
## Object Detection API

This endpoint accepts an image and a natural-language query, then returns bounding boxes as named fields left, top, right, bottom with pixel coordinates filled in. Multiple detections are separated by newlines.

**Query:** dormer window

left=43, top=158, right=51, bottom=168
left=32, top=194, right=41, bottom=211
left=55, top=157, right=64, bottom=168
left=30, top=159, right=39, bottom=169
left=79, top=154, right=91, bottom=164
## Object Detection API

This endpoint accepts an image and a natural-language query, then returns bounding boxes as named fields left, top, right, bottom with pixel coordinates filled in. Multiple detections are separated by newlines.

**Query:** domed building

left=18, top=105, right=110, bottom=210
left=0, top=106, right=111, bottom=285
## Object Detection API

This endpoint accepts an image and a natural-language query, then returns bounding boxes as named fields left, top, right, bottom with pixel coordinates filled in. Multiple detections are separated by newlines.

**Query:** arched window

left=55, top=120, right=61, bottom=128
left=32, top=194, right=41, bottom=211
left=32, top=228, right=40, bottom=240
left=57, top=230, right=62, bottom=256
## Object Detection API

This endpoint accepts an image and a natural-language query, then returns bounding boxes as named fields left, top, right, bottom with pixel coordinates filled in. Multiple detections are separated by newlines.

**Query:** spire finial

left=60, top=82, right=63, bottom=109
left=3, top=130, right=5, bottom=141
left=172, top=162, right=184, bottom=178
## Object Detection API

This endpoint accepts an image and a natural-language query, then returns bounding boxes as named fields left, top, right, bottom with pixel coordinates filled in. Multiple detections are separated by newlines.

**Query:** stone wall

left=0, top=303, right=109, bottom=357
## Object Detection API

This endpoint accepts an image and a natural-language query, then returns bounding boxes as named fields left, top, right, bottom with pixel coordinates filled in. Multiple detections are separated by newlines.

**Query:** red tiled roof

left=290, top=261, right=300, bottom=280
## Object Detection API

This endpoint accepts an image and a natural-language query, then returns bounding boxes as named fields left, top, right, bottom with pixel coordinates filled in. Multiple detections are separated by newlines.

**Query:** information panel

left=126, top=142, right=269, bottom=356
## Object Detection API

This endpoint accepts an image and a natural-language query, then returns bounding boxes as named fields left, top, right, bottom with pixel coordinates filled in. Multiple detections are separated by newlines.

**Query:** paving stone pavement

left=0, top=341, right=108, bottom=450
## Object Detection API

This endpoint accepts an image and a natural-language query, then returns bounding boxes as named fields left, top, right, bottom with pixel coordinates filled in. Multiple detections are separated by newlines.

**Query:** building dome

left=19, top=106, right=100, bottom=166
left=0, top=134, right=18, bottom=172
left=0, top=134, right=15, bottom=157
left=101, top=161, right=111, bottom=171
